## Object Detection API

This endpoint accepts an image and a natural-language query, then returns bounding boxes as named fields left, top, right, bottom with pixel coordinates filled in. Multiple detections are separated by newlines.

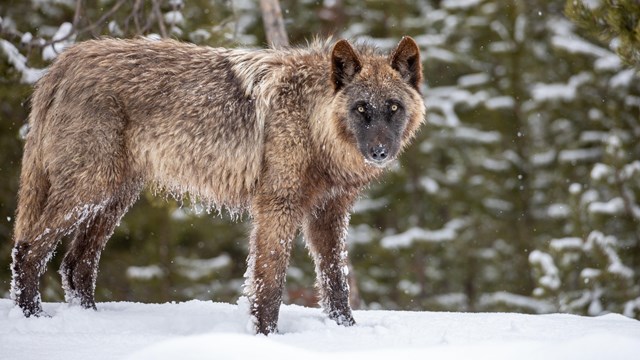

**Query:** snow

left=529, top=250, right=560, bottom=291
left=380, top=219, right=467, bottom=248
left=175, top=254, right=232, bottom=280
left=624, top=298, right=640, bottom=318
left=550, top=237, right=583, bottom=252
left=580, top=130, right=607, bottom=143
left=346, top=224, right=377, bottom=244
left=546, top=203, right=570, bottom=218
left=594, top=55, right=622, bottom=71
left=622, top=160, right=640, bottom=180
left=352, top=197, right=388, bottom=213
left=420, top=176, right=440, bottom=194
left=585, top=231, right=634, bottom=279
left=442, top=0, right=483, bottom=10
left=452, top=126, right=501, bottom=144
left=569, top=183, right=582, bottom=194
left=426, top=86, right=510, bottom=126
left=531, top=72, right=591, bottom=102
left=558, top=148, right=602, bottom=164
left=588, top=197, right=625, bottom=215
left=591, top=163, right=612, bottom=181
left=2, top=298, right=639, bottom=360
left=20, top=32, right=33, bottom=44
left=42, top=22, right=74, bottom=61
left=548, top=19, right=622, bottom=70
left=531, top=82, right=576, bottom=101
left=164, top=10, right=185, bottom=26
left=457, top=72, right=490, bottom=87
left=482, top=157, right=510, bottom=171
left=483, top=198, right=513, bottom=212
left=126, top=265, right=164, bottom=280
left=488, top=41, right=512, bottom=54
left=426, top=46, right=458, bottom=63
left=0, top=39, right=46, bottom=84
left=551, top=33, right=614, bottom=59
left=397, top=280, right=421, bottom=296
left=581, top=268, right=602, bottom=280
left=381, top=226, right=453, bottom=248
left=485, top=95, right=515, bottom=109
left=478, top=291, right=556, bottom=314
left=610, top=69, right=636, bottom=89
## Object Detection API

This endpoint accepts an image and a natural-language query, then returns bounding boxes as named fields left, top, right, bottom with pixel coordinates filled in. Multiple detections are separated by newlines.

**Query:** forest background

left=0, top=0, right=638, bottom=319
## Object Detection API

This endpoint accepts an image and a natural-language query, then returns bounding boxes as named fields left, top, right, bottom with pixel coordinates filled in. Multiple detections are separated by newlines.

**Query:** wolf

left=10, top=36, right=424, bottom=334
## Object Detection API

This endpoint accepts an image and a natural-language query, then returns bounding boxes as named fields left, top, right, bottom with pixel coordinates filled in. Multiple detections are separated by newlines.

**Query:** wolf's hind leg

left=11, top=193, right=96, bottom=317
left=60, top=186, right=140, bottom=309
left=12, top=235, right=62, bottom=317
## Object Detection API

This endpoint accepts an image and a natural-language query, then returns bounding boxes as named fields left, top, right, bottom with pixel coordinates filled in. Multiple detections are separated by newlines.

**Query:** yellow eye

left=357, top=106, right=365, bottom=113
left=391, top=104, right=398, bottom=112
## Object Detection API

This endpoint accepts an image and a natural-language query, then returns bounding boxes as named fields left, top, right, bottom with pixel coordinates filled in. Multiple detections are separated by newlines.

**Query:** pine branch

left=565, top=0, right=640, bottom=66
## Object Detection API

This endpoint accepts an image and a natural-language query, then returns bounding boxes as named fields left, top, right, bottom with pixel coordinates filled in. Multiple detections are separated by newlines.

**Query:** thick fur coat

left=11, top=36, right=425, bottom=334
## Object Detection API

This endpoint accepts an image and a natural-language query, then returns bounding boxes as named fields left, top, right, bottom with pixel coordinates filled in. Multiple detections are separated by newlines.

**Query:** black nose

left=370, top=145, right=388, bottom=162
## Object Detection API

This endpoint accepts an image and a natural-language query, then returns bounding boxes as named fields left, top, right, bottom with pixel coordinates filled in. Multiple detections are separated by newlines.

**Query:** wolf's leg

left=45, top=93, right=138, bottom=308
left=11, top=229, right=63, bottom=316
left=303, top=192, right=357, bottom=327
left=245, top=191, right=303, bottom=335
left=60, top=186, right=140, bottom=309
left=11, top=191, right=102, bottom=317
left=10, top=139, right=53, bottom=316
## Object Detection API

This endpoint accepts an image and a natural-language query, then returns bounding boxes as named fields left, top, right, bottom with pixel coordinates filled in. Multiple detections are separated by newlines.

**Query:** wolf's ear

left=390, top=36, right=422, bottom=92
left=331, top=40, right=362, bottom=91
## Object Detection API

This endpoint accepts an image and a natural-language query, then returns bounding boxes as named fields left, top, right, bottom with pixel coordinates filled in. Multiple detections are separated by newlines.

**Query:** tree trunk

left=259, top=0, right=289, bottom=47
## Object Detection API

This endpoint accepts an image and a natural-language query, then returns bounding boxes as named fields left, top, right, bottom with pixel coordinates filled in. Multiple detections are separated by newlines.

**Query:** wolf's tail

left=13, top=141, right=49, bottom=243
left=12, top=69, right=60, bottom=243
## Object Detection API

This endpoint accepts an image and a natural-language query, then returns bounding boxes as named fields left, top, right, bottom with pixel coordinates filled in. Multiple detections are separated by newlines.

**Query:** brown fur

left=11, top=36, right=425, bottom=334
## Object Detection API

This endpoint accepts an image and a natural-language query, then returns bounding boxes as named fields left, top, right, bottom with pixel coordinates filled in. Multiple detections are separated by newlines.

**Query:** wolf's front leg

left=246, top=193, right=302, bottom=335
left=303, top=192, right=358, bottom=327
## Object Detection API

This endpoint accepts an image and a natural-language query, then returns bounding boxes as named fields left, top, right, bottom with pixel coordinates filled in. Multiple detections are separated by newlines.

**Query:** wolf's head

left=331, top=37, right=424, bottom=168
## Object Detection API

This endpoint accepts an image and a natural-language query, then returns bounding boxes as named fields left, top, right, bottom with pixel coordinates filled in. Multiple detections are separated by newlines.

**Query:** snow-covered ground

left=1, top=298, right=639, bottom=360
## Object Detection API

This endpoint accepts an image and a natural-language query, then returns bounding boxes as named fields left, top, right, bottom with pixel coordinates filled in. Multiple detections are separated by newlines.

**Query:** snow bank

left=1, top=298, right=640, bottom=360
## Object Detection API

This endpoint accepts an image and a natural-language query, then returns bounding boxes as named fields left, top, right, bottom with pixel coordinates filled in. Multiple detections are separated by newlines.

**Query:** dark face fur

left=331, top=37, right=423, bottom=167
left=342, top=84, right=410, bottom=167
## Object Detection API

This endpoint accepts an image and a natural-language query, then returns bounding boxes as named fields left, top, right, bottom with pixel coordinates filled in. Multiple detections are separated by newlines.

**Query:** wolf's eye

left=390, top=104, right=398, bottom=112
left=357, top=105, right=365, bottom=113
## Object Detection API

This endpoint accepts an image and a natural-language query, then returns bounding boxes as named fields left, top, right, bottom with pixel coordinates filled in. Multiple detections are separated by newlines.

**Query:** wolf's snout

left=369, top=144, right=388, bottom=162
